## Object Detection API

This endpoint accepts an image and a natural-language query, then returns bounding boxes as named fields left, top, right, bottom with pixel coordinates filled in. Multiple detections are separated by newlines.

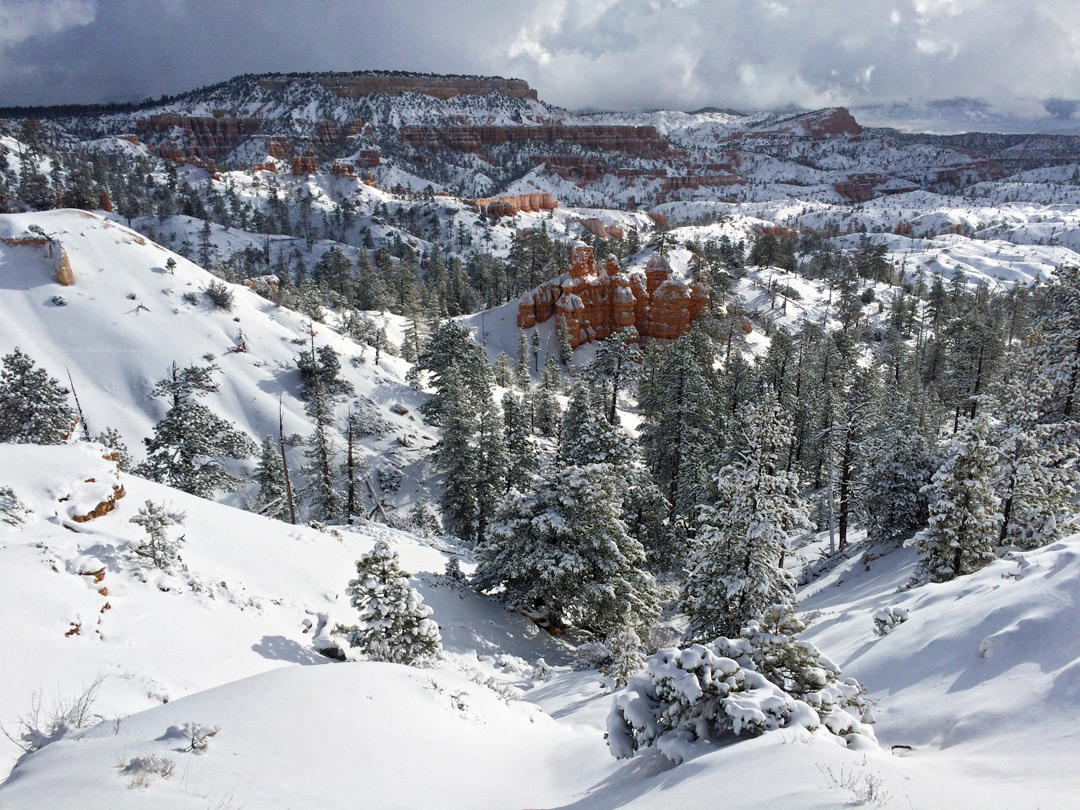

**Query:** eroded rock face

left=476, top=193, right=557, bottom=217
left=517, top=246, right=708, bottom=348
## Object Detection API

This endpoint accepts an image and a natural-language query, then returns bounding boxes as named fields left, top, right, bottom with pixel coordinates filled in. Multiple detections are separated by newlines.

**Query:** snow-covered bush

left=607, top=644, right=806, bottom=764
left=607, top=612, right=875, bottom=764
left=128, top=500, right=186, bottom=570
left=873, top=606, right=909, bottom=636
left=343, top=541, right=442, bottom=666
left=713, top=607, right=873, bottom=726
left=0, top=485, right=28, bottom=526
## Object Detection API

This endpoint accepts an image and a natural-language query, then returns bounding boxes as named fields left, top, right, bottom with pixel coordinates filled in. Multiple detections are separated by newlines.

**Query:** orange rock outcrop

left=476, top=193, right=557, bottom=217
left=517, top=245, right=708, bottom=348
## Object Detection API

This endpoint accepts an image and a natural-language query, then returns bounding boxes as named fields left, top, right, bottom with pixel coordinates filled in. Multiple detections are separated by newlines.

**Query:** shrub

left=203, top=279, right=235, bottom=311
left=873, top=606, right=909, bottom=636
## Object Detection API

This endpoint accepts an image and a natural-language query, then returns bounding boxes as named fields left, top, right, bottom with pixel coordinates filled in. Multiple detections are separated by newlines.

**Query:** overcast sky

left=1, top=0, right=1077, bottom=116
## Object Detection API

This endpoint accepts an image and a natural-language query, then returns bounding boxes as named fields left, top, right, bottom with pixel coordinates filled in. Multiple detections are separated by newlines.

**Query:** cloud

left=0, top=0, right=1076, bottom=115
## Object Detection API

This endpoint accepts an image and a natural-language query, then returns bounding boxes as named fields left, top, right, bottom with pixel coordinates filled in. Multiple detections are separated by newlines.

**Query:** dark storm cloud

left=1, top=0, right=1078, bottom=113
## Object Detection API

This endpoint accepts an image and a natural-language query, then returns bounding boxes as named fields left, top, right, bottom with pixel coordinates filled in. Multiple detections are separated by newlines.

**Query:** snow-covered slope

left=3, top=441, right=1080, bottom=808
left=0, top=208, right=433, bottom=510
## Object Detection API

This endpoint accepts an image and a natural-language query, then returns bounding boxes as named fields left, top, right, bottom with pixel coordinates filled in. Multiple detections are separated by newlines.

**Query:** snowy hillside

left=2, top=443, right=1080, bottom=808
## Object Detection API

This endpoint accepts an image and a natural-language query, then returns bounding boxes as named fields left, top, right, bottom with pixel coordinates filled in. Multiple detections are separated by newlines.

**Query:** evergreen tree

left=254, top=435, right=289, bottom=519
left=139, top=362, right=256, bottom=497
left=344, top=541, right=442, bottom=665
left=587, top=329, right=641, bottom=425
left=514, top=329, right=532, bottom=389
left=639, top=328, right=722, bottom=526
left=474, top=460, right=658, bottom=634
left=0, top=348, right=75, bottom=444
left=128, top=500, right=186, bottom=570
left=557, top=315, right=574, bottom=366
left=915, top=414, right=1002, bottom=583
left=502, top=391, right=536, bottom=492
left=860, top=393, right=935, bottom=545
left=682, top=396, right=811, bottom=641
left=340, top=408, right=371, bottom=525
left=299, top=376, right=342, bottom=524
left=433, top=365, right=507, bottom=544
left=990, top=351, right=1079, bottom=550
left=1032, top=264, right=1080, bottom=419
left=533, top=355, right=563, bottom=437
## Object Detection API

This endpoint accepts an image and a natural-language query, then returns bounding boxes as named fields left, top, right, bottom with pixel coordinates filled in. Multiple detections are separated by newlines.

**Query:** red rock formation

left=355, top=150, right=381, bottom=168
left=258, top=74, right=537, bottom=100
left=291, top=156, right=318, bottom=175
left=476, top=193, right=557, bottom=217
left=331, top=161, right=357, bottom=177
left=136, top=113, right=261, bottom=159
left=516, top=246, right=708, bottom=348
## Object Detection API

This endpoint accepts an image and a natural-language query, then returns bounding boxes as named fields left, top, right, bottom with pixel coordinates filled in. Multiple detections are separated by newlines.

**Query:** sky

left=0, top=0, right=1078, bottom=117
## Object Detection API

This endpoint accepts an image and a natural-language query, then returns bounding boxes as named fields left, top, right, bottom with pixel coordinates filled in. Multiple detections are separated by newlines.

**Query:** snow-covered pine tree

left=0, top=348, right=76, bottom=444
left=860, top=392, right=935, bottom=545
left=344, top=541, right=441, bottom=665
left=682, top=395, right=811, bottom=641
left=514, top=328, right=531, bottom=389
left=474, top=460, right=658, bottom=635
left=299, top=376, right=342, bottom=524
left=138, top=362, right=256, bottom=497
left=129, top=500, right=186, bottom=570
left=502, top=390, right=536, bottom=492
left=586, top=328, right=641, bottom=425
left=1031, top=264, right=1080, bottom=420
left=533, top=355, right=563, bottom=437
left=915, top=413, right=1002, bottom=583
left=492, top=352, right=513, bottom=387
left=254, top=435, right=288, bottom=519
left=339, top=408, right=371, bottom=525
left=639, top=327, right=723, bottom=526
left=990, top=350, right=1079, bottom=550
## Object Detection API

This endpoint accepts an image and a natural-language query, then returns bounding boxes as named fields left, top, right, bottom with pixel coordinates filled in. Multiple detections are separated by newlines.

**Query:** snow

left=2, top=437, right=1080, bottom=807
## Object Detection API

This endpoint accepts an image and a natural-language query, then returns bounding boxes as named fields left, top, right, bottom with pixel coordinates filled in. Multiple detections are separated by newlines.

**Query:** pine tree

left=639, top=327, right=723, bottom=526
left=344, top=541, right=442, bottom=665
left=300, top=378, right=342, bottom=524
left=139, top=362, right=256, bottom=497
left=128, top=500, right=186, bottom=570
left=915, top=414, right=1002, bottom=583
left=990, top=351, right=1079, bottom=550
left=1032, top=264, right=1080, bottom=419
left=340, top=408, right=371, bottom=525
left=587, top=329, right=641, bottom=425
left=682, top=396, right=811, bottom=641
left=533, top=355, right=563, bottom=437
left=0, top=348, right=75, bottom=444
left=474, top=461, right=658, bottom=634
left=860, top=393, right=935, bottom=545
left=254, top=435, right=288, bottom=519
left=502, top=391, right=536, bottom=492
left=514, top=329, right=532, bottom=389
left=557, top=315, right=574, bottom=366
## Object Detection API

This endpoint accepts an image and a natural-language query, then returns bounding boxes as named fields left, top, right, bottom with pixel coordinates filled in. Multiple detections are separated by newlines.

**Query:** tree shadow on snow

left=251, top=635, right=328, bottom=665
